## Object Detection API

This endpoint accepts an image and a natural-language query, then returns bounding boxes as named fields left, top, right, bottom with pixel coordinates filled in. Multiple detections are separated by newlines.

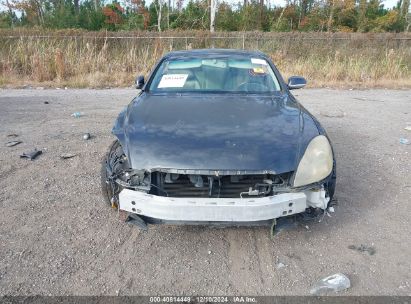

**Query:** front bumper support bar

left=119, top=189, right=308, bottom=222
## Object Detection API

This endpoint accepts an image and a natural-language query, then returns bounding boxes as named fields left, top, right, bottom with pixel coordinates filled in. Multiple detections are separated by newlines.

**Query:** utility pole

left=167, top=0, right=171, bottom=29
left=156, top=0, right=163, bottom=32
left=210, top=0, right=217, bottom=32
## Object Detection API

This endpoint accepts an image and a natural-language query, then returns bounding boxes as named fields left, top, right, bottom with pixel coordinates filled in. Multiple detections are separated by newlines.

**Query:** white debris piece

left=310, top=273, right=351, bottom=295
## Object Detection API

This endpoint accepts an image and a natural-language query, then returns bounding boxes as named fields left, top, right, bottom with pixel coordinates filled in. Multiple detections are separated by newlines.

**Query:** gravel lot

left=0, top=88, right=410, bottom=296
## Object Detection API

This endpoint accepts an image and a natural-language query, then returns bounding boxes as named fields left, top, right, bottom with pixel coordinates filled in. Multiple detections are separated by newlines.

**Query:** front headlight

left=293, top=135, right=333, bottom=187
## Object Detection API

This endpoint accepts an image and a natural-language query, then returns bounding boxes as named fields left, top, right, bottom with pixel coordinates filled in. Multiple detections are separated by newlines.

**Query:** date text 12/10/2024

left=149, top=297, right=257, bottom=303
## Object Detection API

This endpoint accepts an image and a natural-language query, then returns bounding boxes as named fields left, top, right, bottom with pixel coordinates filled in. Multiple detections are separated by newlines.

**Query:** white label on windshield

left=251, top=58, right=268, bottom=65
left=158, top=74, right=188, bottom=88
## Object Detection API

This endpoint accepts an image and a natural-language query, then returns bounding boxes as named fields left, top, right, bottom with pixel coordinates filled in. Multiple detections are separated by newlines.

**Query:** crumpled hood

left=113, top=93, right=320, bottom=174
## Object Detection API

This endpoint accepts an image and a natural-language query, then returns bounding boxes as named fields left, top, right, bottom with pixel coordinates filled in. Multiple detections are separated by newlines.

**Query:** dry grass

left=0, top=30, right=410, bottom=88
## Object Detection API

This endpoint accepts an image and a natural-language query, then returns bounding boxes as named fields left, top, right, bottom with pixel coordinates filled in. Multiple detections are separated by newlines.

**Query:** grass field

left=1, top=30, right=410, bottom=88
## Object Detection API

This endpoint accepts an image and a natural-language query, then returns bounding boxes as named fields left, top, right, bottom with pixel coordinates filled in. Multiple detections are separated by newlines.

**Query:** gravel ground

left=0, top=88, right=410, bottom=296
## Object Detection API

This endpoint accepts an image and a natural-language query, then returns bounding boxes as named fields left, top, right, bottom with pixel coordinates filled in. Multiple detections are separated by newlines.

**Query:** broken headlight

left=293, top=135, right=333, bottom=187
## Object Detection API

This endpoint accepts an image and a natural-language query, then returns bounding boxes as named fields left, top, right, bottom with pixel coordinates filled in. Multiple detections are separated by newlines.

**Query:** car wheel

left=101, top=140, right=127, bottom=209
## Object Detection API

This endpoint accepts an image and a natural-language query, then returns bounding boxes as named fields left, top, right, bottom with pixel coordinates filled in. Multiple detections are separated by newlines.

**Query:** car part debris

left=348, top=244, right=376, bottom=255
left=126, top=214, right=148, bottom=231
left=6, top=141, right=22, bottom=147
left=60, top=153, right=77, bottom=159
left=83, top=133, right=91, bottom=140
left=20, top=149, right=42, bottom=160
left=310, top=273, right=351, bottom=295
left=399, top=138, right=410, bottom=145
left=71, top=112, right=84, bottom=118
left=270, top=217, right=300, bottom=237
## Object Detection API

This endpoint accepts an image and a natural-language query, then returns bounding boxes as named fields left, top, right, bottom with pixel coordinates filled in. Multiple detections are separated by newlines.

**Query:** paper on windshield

left=158, top=74, right=188, bottom=88
left=252, top=67, right=267, bottom=75
left=251, top=58, right=268, bottom=65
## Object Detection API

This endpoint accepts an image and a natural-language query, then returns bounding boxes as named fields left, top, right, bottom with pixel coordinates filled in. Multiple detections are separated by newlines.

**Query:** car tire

left=101, top=140, right=125, bottom=209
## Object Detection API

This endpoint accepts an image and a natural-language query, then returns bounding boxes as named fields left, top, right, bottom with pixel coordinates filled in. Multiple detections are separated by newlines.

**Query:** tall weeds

left=0, top=30, right=410, bottom=88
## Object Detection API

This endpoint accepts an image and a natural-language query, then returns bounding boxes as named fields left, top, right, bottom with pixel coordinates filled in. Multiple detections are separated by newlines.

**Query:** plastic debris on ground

left=7, top=134, right=19, bottom=138
left=60, top=153, right=77, bottom=159
left=276, top=262, right=286, bottom=269
left=271, top=217, right=299, bottom=237
left=83, top=133, right=91, bottom=140
left=348, top=244, right=376, bottom=256
left=399, top=138, right=410, bottom=145
left=405, top=126, right=411, bottom=131
left=310, top=273, right=351, bottom=295
left=20, top=149, right=42, bottom=160
left=71, top=112, right=84, bottom=118
left=329, top=206, right=335, bottom=213
left=6, top=141, right=22, bottom=147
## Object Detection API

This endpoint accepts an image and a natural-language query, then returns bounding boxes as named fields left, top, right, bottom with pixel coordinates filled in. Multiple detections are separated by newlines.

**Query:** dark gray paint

left=113, top=92, right=321, bottom=174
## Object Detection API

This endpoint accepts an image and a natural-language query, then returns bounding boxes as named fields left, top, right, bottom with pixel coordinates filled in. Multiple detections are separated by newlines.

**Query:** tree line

left=0, top=0, right=410, bottom=32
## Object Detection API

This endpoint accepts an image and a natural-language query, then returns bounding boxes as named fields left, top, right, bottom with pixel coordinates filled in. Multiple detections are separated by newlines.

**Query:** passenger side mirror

left=287, top=76, right=307, bottom=90
left=136, top=75, right=145, bottom=90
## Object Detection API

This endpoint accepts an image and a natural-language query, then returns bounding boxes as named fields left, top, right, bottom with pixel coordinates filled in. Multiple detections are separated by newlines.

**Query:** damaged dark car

left=102, top=49, right=336, bottom=230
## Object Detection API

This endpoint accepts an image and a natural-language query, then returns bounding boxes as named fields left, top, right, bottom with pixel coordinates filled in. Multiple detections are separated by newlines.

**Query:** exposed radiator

left=152, top=173, right=291, bottom=198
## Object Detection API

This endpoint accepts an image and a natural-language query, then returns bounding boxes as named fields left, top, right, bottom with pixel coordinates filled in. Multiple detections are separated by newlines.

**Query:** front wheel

left=101, top=140, right=128, bottom=209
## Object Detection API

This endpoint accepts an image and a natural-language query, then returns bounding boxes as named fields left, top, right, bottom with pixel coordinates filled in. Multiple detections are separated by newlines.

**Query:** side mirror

left=287, top=76, right=307, bottom=90
left=136, top=75, right=145, bottom=90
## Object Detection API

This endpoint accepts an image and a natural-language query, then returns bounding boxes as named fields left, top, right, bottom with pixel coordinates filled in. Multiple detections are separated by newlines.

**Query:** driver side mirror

left=136, top=75, right=145, bottom=90
left=287, top=76, right=307, bottom=90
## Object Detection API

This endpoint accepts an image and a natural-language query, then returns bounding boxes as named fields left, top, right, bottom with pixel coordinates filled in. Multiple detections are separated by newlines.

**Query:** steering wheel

left=236, top=81, right=268, bottom=92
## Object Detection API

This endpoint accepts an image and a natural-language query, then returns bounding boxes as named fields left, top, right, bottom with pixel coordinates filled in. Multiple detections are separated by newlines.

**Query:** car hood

left=113, top=93, right=320, bottom=174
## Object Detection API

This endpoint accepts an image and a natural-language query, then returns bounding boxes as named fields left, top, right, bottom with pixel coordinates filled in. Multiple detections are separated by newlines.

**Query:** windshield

left=148, top=55, right=281, bottom=93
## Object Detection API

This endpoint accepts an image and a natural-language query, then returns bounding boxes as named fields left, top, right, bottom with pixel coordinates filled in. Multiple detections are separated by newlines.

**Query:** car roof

left=164, top=48, right=267, bottom=59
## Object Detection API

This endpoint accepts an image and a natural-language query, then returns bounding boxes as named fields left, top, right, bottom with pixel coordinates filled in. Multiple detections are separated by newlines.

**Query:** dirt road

left=0, top=89, right=410, bottom=296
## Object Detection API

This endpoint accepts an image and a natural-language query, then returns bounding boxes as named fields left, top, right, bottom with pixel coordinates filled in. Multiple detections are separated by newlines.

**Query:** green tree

left=170, top=0, right=209, bottom=29
left=78, top=1, right=105, bottom=30
left=215, top=2, right=239, bottom=30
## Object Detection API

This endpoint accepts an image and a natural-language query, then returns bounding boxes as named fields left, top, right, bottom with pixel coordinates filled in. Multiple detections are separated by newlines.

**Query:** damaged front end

left=104, top=142, right=333, bottom=230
